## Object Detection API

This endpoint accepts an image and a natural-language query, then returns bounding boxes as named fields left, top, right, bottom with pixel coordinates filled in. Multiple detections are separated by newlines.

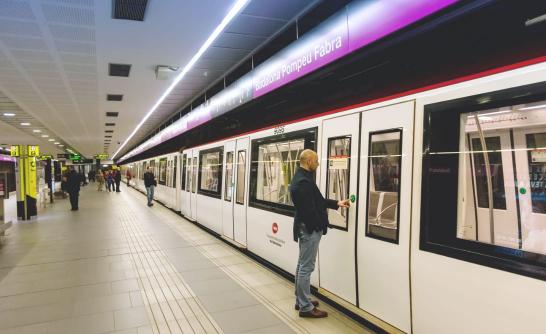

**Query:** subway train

left=121, top=59, right=546, bottom=333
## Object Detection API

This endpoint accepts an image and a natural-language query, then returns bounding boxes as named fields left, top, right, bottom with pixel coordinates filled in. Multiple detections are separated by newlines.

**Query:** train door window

left=366, top=129, right=402, bottom=243
left=198, top=147, right=223, bottom=198
left=192, top=157, right=197, bottom=193
left=471, top=137, right=506, bottom=209
left=236, top=150, right=246, bottom=205
left=525, top=133, right=546, bottom=214
left=142, top=161, right=147, bottom=179
left=173, top=158, right=177, bottom=188
left=249, top=127, right=317, bottom=215
left=159, top=158, right=167, bottom=185
left=225, top=152, right=234, bottom=201
left=422, top=81, right=546, bottom=280
left=181, top=154, right=187, bottom=190
left=326, top=136, right=351, bottom=230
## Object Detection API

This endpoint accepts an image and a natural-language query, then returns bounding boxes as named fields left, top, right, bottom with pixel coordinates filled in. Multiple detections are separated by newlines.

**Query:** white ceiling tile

left=55, top=40, right=95, bottom=54
left=0, top=1, right=36, bottom=20
left=9, top=49, right=53, bottom=62
left=48, top=24, right=95, bottom=42
left=41, top=4, right=94, bottom=26
left=1, top=36, right=49, bottom=51
left=0, top=20, right=43, bottom=37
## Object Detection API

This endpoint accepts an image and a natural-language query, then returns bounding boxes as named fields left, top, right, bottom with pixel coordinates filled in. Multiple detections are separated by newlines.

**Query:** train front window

left=526, top=133, right=546, bottom=214
left=471, top=137, right=507, bottom=210
left=366, top=130, right=402, bottom=243
left=326, top=137, right=351, bottom=230
left=422, top=83, right=546, bottom=281
left=198, top=148, right=223, bottom=198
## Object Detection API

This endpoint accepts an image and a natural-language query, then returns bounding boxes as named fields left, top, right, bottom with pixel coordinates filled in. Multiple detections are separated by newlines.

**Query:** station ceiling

left=0, top=0, right=317, bottom=157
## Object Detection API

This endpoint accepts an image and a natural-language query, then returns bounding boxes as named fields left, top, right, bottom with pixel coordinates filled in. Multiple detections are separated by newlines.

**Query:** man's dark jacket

left=289, top=168, right=338, bottom=242
left=144, top=171, right=155, bottom=187
left=66, top=170, right=81, bottom=194
left=114, top=170, right=121, bottom=182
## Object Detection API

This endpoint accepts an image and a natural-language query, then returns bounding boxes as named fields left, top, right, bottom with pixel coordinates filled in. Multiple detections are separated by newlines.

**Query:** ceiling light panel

left=106, top=112, right=119, bottom=117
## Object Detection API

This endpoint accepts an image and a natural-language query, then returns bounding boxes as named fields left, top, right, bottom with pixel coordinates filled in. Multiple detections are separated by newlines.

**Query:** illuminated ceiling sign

left=120, top=0, right=458, bottom=161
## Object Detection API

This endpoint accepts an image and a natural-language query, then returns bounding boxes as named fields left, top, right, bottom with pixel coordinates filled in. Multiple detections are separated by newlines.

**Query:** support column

left=14, top=145, right=39, bottom=220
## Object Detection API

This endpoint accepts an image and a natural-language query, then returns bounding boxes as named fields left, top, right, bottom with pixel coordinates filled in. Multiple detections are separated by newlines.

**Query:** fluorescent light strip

left=112, top=0, right=250, bottom=159
left=518, top=104, right=546, bottom=111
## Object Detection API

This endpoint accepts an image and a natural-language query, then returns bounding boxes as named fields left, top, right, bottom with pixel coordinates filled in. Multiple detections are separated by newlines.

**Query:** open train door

left=233, top=137, right=249, bottom=247
left=357, top=101, right=414, bottom=332
left=318, top=112, right=360, bottom=305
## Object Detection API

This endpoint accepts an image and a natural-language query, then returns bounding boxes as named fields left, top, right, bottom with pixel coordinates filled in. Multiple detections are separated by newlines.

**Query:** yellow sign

left=39, top=155, right=52, bottom=160
left=94, top=154, right=108, bottom=159
left=27, top=157, right=37, bottom=199
left=27, top=145, right=40, bottom=157
left=10, top=145, right=20, bottom=157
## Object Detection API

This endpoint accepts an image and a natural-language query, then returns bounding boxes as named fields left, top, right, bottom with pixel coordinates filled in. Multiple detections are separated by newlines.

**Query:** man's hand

left=337, top=199, right=350, bottom=208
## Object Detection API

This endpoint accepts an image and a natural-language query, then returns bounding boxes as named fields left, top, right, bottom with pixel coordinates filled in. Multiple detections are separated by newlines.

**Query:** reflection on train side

left=458, top=101, right=546, bottom=254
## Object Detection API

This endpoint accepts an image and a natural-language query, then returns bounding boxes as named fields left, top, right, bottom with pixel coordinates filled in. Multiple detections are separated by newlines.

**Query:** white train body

left=122, top=60, right=546, bottom=333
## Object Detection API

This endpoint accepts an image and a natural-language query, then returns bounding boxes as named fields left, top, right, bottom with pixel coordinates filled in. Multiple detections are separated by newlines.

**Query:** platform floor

left=0, top=185, right=375, bottom=334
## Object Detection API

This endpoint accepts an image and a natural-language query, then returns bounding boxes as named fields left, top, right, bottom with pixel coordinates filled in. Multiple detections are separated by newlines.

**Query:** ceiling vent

left=109, top=63, right=131, bottom=77
left=113, top=0, right=148, bottom=21
left=105, top=130, right=114, bottom=133
left=107, top=94, right=123, bottom=101
left=105, top=135, right=112, bottom=138
left=105, top=123, right=115, bottom=126
left=106, top=112, right=119, bottom=117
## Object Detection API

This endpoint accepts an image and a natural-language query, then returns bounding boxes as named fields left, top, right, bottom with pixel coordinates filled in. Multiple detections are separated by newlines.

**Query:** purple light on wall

left=347, top=0, right=458, bottom=52
left=0, top=155, right=15, bottom=162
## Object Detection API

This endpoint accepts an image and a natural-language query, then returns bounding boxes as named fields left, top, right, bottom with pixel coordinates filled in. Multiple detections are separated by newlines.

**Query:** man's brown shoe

left=295, top=300, right=319, bottom=311
left=299, top=307, right=328, bottom=318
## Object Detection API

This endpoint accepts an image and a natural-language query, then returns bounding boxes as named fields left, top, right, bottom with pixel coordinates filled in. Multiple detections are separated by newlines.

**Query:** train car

left=124, top=153, right=180, bottom=211
left=124, top=60, right=546, bottom=333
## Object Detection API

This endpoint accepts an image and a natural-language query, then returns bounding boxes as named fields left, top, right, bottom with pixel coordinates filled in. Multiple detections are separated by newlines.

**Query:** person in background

left=96, top=170, right=104, bottom=191
left=88, top=170, right=95, bottom=183
left=114, top=167, right=121, bottom=192
left=126, top=169, right=132, bottom=186
left=66, top=167, right=81, bottom=211
left=106, top=170, right=114, bottom=192
left=290, top=149, right=350, bottom=318
left=143, top=166, right=156, bottom=207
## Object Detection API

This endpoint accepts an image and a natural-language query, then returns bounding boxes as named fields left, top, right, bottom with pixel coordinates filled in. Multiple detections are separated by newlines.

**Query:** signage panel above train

left=120, top=0, right=458, bottom=162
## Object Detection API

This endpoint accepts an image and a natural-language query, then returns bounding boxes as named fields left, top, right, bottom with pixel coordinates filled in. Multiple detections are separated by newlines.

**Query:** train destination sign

left=120, top=0, right=458, bottom=162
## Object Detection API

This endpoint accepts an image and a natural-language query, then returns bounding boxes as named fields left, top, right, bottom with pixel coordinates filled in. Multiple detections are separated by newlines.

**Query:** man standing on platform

left=66, top=167, right=81, bottom=211
left=143, top=167, right=156, bottom=207
left=290, top=149, right=350, bottom=318
left=114, top=167, right=122, bottom=192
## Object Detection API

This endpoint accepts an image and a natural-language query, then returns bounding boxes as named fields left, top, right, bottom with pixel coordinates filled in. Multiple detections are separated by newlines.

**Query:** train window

left=198, top=147, right=223, bottom=198
left=192, top=157, right=197, bottom=193
left=326, top=136, right=351, bottom=230
left=525, top=133, right=546, bottom=214
left=422, top=81, right=546, bottom=280
left=181, top=154, right=187, bottom=190
left=142, top=161, right=147, bottom=180
left=236, top=150, right=246, bottom=205
left=249, top=127, right=317, bottom=215
left=366, top=130, right=402, bottom=243
left=158, top=158, right=167, bottom=185
left=225, top=151, right=234, bottom=201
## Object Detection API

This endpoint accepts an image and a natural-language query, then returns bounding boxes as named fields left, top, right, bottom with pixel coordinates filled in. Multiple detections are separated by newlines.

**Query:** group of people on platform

left=95, top=169, right=122, bottom=193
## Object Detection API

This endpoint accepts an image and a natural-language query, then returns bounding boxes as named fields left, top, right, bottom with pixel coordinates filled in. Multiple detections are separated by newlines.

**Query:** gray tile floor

left=0, top=185, right=374, bottom=334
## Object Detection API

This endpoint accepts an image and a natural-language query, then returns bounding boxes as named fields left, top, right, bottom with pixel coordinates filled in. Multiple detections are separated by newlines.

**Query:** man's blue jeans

left=146, top=185, right=154, bottom=205
left=295, top=226, right=322, bottom=312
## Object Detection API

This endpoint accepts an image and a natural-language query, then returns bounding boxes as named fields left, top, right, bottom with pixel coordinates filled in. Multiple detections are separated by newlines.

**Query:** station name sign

left=120, top=0, right=458, bottom=161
